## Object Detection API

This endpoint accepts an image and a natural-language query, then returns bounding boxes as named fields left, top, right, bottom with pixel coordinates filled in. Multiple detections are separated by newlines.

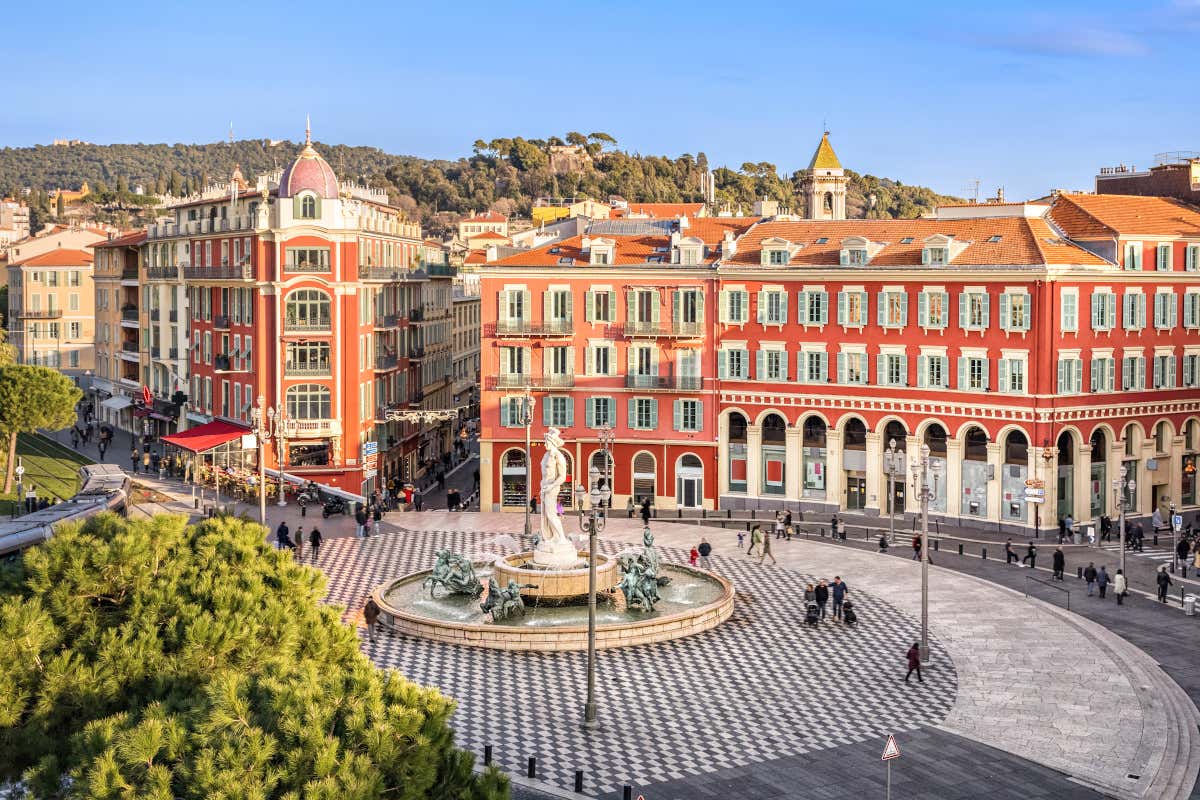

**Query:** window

left=1185, top=293, right=1200, bottom=328
left=878, top=291, right=908, bottom=328
left=1123, top=293, right=1147, bottom=330
left=917, top=354, right=948, bottom=388
left=959, top=291, right=990, bottom=330
left=1092, top=291, right=1117, bottom=330
left=918, top=290, right=948, bottom=328
left=900, top=237, right=914, bottom=244
left=1056, top=357, right=1082, bottom=395
left=722, top=289, right=749, bottom=324
left=1187, top=245, right=1200, bottom=272
left=499, top=397, right=527, bottom=427
left=1154, top=291, right=1178, bottom=330
left=500, top=346, right=527, bottom=375
left=798, top=350, right=828, bottom=384
left=285, top=289, right=332, bottom=329
left=544, top=396, right=573, bottom=427
left=1121, top=355, right=1146, bottom=390
left=585, top=397, right=615, bottom=428
left=546, top=289, right=572, bottom=323
left=674, top=289, right=703, bottom=326
left=958, top=356, right=989, bottom=391
left=46, top=271, right=58, bottom=287
left=1153, top=354, right=1177, bottom=389
left=546, top=346, right=572, bottom=375
left=1184, top=354, right=1200, bottom=388
left=756, top=349, right=787, bottom=381
left=1090, top=357, right=1115, bottom=392
left=629, top=397, right=658, bottom=430
left=923, top=247, right=948, bottom=265
left=299, top=194, right=317, bottom=219
left=68, top=322, right=80, bottom=338
left=588, top=343, right=614, bottom=375
left=285, top=247, right=330, bottom=271
left=285, top=383, right=331, bottom=419
left=674, top=399, right=703, bottom=432
left=1157, top=243, right=1172, bottom=271
left=1061, top=291, right=1078, bottom=332
left=998, top=357, right=1026, bottom=393
left=503, top=288, right=528, bottom=323
left=1000, top=292, right=1030, bottom=332
left=840, top=248, right=868, bottom=265
left=767, top=249, right=788, bottom=265
left=758, top=290, right=787, bottom=324
left=797, top=290, right=828, bottom=325
left=1124, top=242, right=1143, bottom=270
left=878, top=353, right=907, bottom=386
left=837, top=351, right=868, bottom=384
left=720, top=347, right=749, bottom=379
left=837, top=290, right=868, bottom=327
left=69, top=270, right=81, bottom=287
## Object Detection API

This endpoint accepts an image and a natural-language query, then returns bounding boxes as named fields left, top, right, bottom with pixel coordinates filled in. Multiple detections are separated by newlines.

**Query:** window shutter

left=1121, top=359, right=1131, bottom=390
left=673, top=399, right=682, bottom=431
left=980, top=294, right=990, bottom=328
left=1139, top=294, right=1147, bottom=327
left=1134, top=246, right=1143, bottom=269
left=1187, top=295, right=1199, bottom=328
left=780, top=292, right=789, bottom=325
left=718, top=349, right=728, bottom=379
left=519, top=289, right=531, bottom=321
left=1153, top=357, right=1163, bottom=388
left=757, top=291, right=766, bottom=323
left=958, top=357, right=967, bottom=390
left=542, top=290, right=553, bottom=325
left=797, top=291, right=808, bottom=323
left=672, top=290, right=681, bottom=323
left=797, top=351, right=806, bottom=384
left=900, top=355, right=908, bottom=386
left=1170, top=294, right=1178, bottom=328
left=500, top=400, right=511, bottom=427
left=651, top=290, right=661, bottom=327
left=542, top=401, right=552, bottom=427
left=839, top=250, right=849, bottom=266
left=738, top=291, right=749, bottom=322
left=819, top=352, right=828, bottom=382
left=899, top=292, right=909, bottom=327
left=565, top=399, right=574, bottom=427
left=1090, top=359, right=1099, bottom=392
left=498, top=289, right=510, bottom=323
left=695, top=400, right=704, bottom=431
left=999, top=359, right=1009, bottom=393
left=719, top=290, right=729, bottom=323
left=837, top=353, right=846, bottom=384
left=565, top=292, right=574, bottom=321
left=695, top=291, right=705, bottom=322
left=756, top=350, right=765, bottom=381
left=626, top=291, right=637, bottom=325
left=1090, top=293, right=1101, bottom=329
left=859, top=353, right=868, bottom=383
left=1107, top=296, right=1116, bottom=329
left=921, top=248, right=930, bottom=265
left=819, top=291, right=829, bottom=324
left=584, top=291, right=594, bottom=323
left=627, top=344, right=636, bottom=376
left=918, top=292, right=928, bottom=326
left=628, top=398, right=637, bottom=427
left=1168, top=356, right=1177, bottom=388
left=837, top=291, right=847, bottom=325
left=877, top=293, right=886, bottom=326
left=585, top=398, right=595, bottom=428
left=1188, top=246, right=1199, bottom=272
left=999, top=294, right=1011, bottom=331
left=917, top=354, right=927, bottom=388
left=779, top=351, right=788, bottom=381
left=1186, top=356, right=1196, bottom=388
left=650, top=347, right=660, bottom=377
left=876, top=354, right=885, bottom=386
left=959, top=292, right=969, bottom=329
left=649, top=399, right=658, bottom=429
left=859, top=291, right=869, bottom=325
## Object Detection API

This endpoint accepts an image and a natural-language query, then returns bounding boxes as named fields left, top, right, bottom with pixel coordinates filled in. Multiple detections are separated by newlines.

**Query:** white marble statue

left=533, top=427, right=578, bottom=567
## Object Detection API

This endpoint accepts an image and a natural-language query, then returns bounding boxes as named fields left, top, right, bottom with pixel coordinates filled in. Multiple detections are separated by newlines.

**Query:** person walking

left=912, top=534, right=922, bottom=561
left=1063, top=513, right=1075, bottom=544
left=905, top=642, right=923, bottom=683
left=1052, top=547, right=1065, bottom=581
left=641, top=497, right=652, bottom=526
left=1157, top=565, right=1173, bottom=603
left=308, top=526, right=322, bottom=562
left=737, top=530, right=745, bottom=550
left=689, top=545, right=699, bottom=566
left=1176, top=536, right=1190, bottom=568
left=1022, top=542, right=1037, bottom=569
left=1115, top=569, right=1128, bottom=605
left=804, top=583, right=816, bottom=604
left=1005, top=538, right=1019, bottom=565
left=815, top=580, right=830, bottom=619
left=70, top=428, right=79, bottom=449
left=773, top=511, right=784, bottom=540
left=1084, top=562, right=1098, bottom=596
left=294, top=526, right=304, bottom=560
left=759, top=526, right=777, bottom=565
left=784, top=510, right=794, bottom=540
left=275, top=521, right=292, bottom=551
left=1097, top=565, right=1110, bottom=599
left=831, top=577, right=848, bottom=620
left=130, top=447, right=140, bottom=474
left=698, top=537, right=713, bottom=569
left=363, top=597, right=381, bottom=643
left=373, top=502, right=383, bottom=527
left=354, top=507, right=367, bottom=538
left=1100, top=514, right=1113, bottom=543
left=746, top=525, right=761, bottom=558
left=142, top=450, right=151, bottom=474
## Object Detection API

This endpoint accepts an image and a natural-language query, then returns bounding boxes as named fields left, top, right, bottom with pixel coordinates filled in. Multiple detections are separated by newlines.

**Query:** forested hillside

left=0, top=134, right=959, bottom=236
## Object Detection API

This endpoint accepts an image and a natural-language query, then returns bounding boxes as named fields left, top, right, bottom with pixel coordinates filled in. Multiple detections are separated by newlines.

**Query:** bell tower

left=802, top=131, right=847, bottom=220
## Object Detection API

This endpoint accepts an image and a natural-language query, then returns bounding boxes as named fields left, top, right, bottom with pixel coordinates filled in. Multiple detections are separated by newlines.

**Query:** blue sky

left=5, top=0, right=1199, bottom=199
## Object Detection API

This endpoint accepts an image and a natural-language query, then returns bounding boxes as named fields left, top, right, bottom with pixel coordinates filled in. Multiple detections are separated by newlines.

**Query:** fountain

left=370, top=428, right=734, bottom=650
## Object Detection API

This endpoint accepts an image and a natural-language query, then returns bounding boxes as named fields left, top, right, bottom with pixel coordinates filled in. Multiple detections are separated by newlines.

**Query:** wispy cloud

left=984, top=25, right=1148, bottom=58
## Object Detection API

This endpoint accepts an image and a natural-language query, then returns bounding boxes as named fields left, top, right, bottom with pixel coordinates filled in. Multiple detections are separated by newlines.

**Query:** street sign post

left=881, top=735, right=901, bottom=800
left=1174, top=514, right=1183, bottom=533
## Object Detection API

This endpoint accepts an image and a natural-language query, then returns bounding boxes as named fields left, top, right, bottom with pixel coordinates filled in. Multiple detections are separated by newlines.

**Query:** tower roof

left=808, top=132, right=842, bottom=170
left=278, top=120, right=339, bottom=199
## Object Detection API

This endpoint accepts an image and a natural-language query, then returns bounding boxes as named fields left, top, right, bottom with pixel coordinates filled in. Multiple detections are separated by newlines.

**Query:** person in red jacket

left=905, top=643, right=923, bottom=683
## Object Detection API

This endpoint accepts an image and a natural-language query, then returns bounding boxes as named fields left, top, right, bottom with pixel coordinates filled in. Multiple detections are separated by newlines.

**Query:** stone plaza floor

left=317, top=513, right=1200, bottom=800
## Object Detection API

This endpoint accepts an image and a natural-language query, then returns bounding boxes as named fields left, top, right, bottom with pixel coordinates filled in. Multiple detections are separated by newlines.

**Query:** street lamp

left=276, top=410, right=296, bottom=507
left=885, top=437, right=899, bottom=544
left=912, top=443, right=932, bottom=663
left=575, top=425, right=614, bottom=729
left=13, top=459, right=24, bottom=519
left=520, top=394, right=536, bottom=537
left=1170, top=499, right=1178, bottom=570
left=250, top=395, right=280, bottom=527
left=1113, top=465, right=1133, bottom=579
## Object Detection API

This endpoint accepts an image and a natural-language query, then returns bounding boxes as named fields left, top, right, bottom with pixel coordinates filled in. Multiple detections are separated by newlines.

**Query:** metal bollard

left=751, top=509, right=756, bottom=520
left=1154, top=534, right=1159, bottom=546
left=575, top=771, right=584, bottom=793
left=958, top=543, right=963, bottom=556
left=1077, top=566, right=1083, bottom=578
left=677, top=509, right=682, bottom=519
left=934, top=539, right=939, bottom=552
left=982, top=547, right=987, bottom=560
left=623, top=787, right=633, bottom=800
left=528, top=757, right=536, bottom=778
left=484, top=746, right=492, bottom=766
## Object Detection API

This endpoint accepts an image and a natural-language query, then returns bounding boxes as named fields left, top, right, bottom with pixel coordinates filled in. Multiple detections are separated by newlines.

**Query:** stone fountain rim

left=497, top=549, right=617, bottom=575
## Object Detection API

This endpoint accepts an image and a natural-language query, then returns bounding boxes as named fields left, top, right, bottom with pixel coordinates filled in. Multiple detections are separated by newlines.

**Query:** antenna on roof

left=305, top=114, right=312, bottom=146
left=966, top=179, right=981, bottom=203
left=228, top=122, right=234, bottom=145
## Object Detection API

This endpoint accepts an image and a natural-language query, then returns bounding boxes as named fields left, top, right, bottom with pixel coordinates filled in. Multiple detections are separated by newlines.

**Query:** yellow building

left=6, top=247, right=96, bottom=374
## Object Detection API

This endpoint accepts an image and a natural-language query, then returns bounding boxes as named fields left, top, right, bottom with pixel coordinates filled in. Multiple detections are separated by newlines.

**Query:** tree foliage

left=0, top=513, right=508, bottom=800
left=0, top=365, right=79, bottom=493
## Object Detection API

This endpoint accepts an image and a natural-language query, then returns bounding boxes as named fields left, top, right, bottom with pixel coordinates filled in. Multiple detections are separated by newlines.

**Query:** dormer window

left=767, top=249, right=788, bottom=265
left=924, top=247, right=947, bottom=265
left=676, top=235, right=704, bottom=266
left=301, top=195, right=316, bottom=218
left=839, top=236, right=872, bottom=266
left=759, top=237, right=795, bottom=267
left=587, top=237, right=615, bottom=266
left=592, top=250, right=610, bottom=265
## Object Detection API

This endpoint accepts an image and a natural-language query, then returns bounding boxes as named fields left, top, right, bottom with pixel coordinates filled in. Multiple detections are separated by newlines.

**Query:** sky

left=4, top=0, right=1200, bottom=200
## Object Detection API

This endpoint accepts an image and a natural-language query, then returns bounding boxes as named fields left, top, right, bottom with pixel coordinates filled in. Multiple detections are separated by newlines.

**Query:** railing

left=427, top=262, right=455, bottom=277
left=625, top=374, right=702, bottom=390
left=1024, top=575, right=1070, bottom=611
left=284, top=318, right=331, bottom=333
left=375, top=313, right=399, bottom=328
left=150, top=309, right=160, bottom=322
left=169, top=310, right=179, bottom=322
left=623, top=321, right=705, bottom=337
left=409, top=347, right=426, bottom=359
left=184, top=265, right=253, bottom=281
left=145, top=265, right=181, bottom=281
left=486, top=374, right=575, bottom=390
left=16, top=309, right=62, bottom=319
left=121, top=341, right=139, bottom=353
left=375, top=355, right=399, bottom=370
left=285, top=362, right=332, bottom=377
left=150, top=346, right=161, bottom=359
left=121, top=267, right=139, bottom=281
left=409, top=308, right=424, bottom=322
left=490, top=320, right=574, bottom=336
left=214, top=355, right=245, bottom=372
left=213, top=315, right=230, bottom=330
left=121, top=308, right=139, bottom=322
left=291, top=419, right=341, bottom=437
left=359, top=266, right=421, bottom=281
left=285, top=261, right=331, bottom=273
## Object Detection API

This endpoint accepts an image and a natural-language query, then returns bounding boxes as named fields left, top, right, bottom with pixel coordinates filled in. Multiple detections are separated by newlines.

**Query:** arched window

left=286, top=383, right=331, bottom=419
left=884, top=420, right=907, bottom=452
left=844, top=418, right=867, bottom=449
left=501, top=449, right=528, bottom=508
left=822, top=191, right=833, bottom=213
left=1154, top=421, right=1170, bottom=453
left=300, top=194, right=317, bottom=219
left=728, top=412, right=748, bottom=493
left=633, top=451, right=657, bottom=504
left=1005, top=430, right=1028, bottom=464
left=285, top=289, right=331, bottom=330
left=924, top=423, right=947, bottom=457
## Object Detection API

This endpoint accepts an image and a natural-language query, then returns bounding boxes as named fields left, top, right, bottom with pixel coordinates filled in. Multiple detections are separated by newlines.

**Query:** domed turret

left=278, top=119, right=339, bottom=199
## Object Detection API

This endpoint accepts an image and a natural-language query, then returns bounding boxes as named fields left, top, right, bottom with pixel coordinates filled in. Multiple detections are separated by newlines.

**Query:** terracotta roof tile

left=1051, top=194, right=1200, bottom=238
left=463, top=211, right=506, bottom=223
left=616, top=202, right=706, bottom=219
left=12, top=248, right=94, bottom=267
left=93, top=230, right=148, bottom=248
left=469, top=231, right=509, bottom=240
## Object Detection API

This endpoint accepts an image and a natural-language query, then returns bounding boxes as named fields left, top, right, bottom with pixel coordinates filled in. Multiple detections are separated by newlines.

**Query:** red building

left=479, top=193, right=1200, bottom=533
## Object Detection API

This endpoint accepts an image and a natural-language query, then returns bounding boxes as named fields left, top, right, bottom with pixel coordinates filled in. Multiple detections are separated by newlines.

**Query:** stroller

left=841, top=600, right=858, bottom=626
left=804, top=601, right=820, bottom=626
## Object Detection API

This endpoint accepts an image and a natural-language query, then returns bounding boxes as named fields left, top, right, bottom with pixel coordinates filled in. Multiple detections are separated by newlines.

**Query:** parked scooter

left=296, top=483, right=321, bottom=508
left=322, top=497, right=347, bottom=518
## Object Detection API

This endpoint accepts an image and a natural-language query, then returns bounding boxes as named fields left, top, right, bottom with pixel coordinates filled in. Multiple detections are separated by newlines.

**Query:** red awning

left=161, top=420, right=252, bottom=454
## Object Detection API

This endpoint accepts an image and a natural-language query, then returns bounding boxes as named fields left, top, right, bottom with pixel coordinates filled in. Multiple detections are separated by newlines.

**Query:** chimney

left=722, top=229, right=737, bottom=259
left=996, top=187, right=1005, bottom=203
left=679, top=215, right=689, bottom=229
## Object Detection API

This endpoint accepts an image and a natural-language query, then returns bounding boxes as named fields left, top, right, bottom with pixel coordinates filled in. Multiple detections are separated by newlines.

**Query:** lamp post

left=912, top=444, right=932, bottom=662
left=1170, top=499, right=1178, bottom=570
left=276, top=410, right=294, bottom=507
left=885, top=437, right=899, bottom=544
left=250, top=395, right=279, bottom=527
left=1113, top=465, right=1132, bottom=579
left=575, top=425, right=614, bottom=729
left=13, top=459, right=24, bottom=519
left=521, top=393, right=536, bottom=537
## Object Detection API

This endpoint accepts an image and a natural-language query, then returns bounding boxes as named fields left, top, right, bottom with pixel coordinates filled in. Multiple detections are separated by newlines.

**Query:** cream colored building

left=91, top=231, right=147, bottom=431
left=452, top=281, right=480, bottom=421
left=0, top=199, right=30, bottom=251
left=6, top=248, right=96, bottom=374
left=4, top=223, right=110, bottom=264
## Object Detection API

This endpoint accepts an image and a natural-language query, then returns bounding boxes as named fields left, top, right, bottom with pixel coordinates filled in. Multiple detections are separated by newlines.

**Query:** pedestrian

left=529, top=495, right=537, bottom=514
left=627, top=497, right=635, bottom=518
left=784, top=510, right=794, bottom=540
left=1063, top=513, right=1075, bottom=543
left=98, top=440, right=107, bottom=459
left=275, top=521, right=292, bottom=550
left=142, top=450, right=151, bottom=474
left=737, top=530, right=745, bottom=550
left=1100, top=514, right=1113, bottom=543
left=905, top=642, right=923, bottom=683
left=363, top=597, right=381, bottom=643
left=815, top=580, right=830, bottom=619
left=364, top=514, right=373, bottom=538
left=832, top=577, right=848, bottom=620
left=1084, top=562, right=1098, bottom=596
left=641, top=497, right=652, bottom=526
left=878, top=533, right=889, bottom=552
left=1097, top=565, right=1110, bottom=599
left=151, top=452, right=161, bottom=475
left=403, top=485, right=414, bottom=509
left=1022, top=542, right=1037, bottom=569
left=745, top=525, right=761, bottom=557
left=1058, top=516, right=1066, bottom=544
left=1133, top=522, right=1145, bottom=552
left=294, top=526, right=304, bottom=560
left=831, top=514, right=839, bottom=537
left=70, top=428, right=79, bottom=449
left=773, top=511, right=784, bottom=540
left=698, top=537, right=712, bottom=569
left=1176, top=536, right=1190, bottom=566
left=473, top=467, right=480, bottom=490
left=414, top=492, right=423, bottom=512
left=689, top=545, right=699, bottom=566
left=1005, top=538, right=1019, bottom=565
left=912, top=534, right=922, bottom=561
left=1052, top=547, right=1065, bottom=581
left=1157, top=565, right=1173, bottom=603
left=1115, top=569, right=1128, bottom=605
left=373, top=502, right=383, bottom=526
left=1153, top=506, right=1165, bottom=533
left=131, top=447, right=140, bottom=474
left=804, top=583, right=816, bottom=603
left=309, top=526, right=323, bottom=562
left=760, top=527, right=777, bottom=565
left=355, top=507, right=368, bottom=538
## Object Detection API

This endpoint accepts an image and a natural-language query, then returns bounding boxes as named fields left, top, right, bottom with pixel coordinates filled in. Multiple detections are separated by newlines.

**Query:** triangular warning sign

left=881, top=735, right=901, bottom=761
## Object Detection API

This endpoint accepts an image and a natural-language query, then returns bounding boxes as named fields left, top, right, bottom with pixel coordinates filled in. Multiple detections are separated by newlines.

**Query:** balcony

left=358, top=266, right=422, bottom=282
left=284, top=361, right=332, bottom=378
left=486, top=374, right=575, bottom=390
left=409, top=347, right=426, bottom=360
left=290, top=419, right=342, bottom=438
left=121, top=267, right=139, bottom=281
left=214, top=354, right=247, bottom=372
left=284, top=316, right=331, bottom=334
left=145, top=265, right=181, bottom=281
left=409, top=308, right=424, bottom=322
left=375, top=313, right=399, bottom=329
left=150, top=309, right=160, bottom=322
left=622, top=321, right=705, bottom=338
left=183, top=264, right=254, bottom=282
left=489, top=320, right=574, bottom=337
left=426, top=262, right=455, bottom=278
left=17, top=309, right=62, bottom=319
left=121, top=341, right=139, bottom=354
left=625, top=374, right=703, bottom=391
left=213, top=315, right=230, bottom=330
left=285, top=261, right=330, bottom=273
left=169, top=310, right=179, bottom=322
left=375, top=354, right=399, bottom=371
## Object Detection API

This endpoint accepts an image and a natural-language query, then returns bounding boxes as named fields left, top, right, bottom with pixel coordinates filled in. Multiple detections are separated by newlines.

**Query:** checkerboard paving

left=316, top=528, right=957, bottom=797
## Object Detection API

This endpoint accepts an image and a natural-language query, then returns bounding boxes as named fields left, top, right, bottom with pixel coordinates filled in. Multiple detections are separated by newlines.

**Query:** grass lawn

left=0, top=432, right=94, bottom=516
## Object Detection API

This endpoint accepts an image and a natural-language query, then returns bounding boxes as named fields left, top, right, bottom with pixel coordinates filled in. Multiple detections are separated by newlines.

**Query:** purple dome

left=279, top=142, right=339, bottom=199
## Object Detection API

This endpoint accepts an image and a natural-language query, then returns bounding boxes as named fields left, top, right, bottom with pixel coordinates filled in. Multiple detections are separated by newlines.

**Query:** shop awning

left=102, top=396, right=133, bottom=411
left=161, top=420, right=252, bottom=454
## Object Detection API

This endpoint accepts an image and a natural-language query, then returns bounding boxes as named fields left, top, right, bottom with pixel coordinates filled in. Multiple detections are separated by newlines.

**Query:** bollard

left=623, top=787, right=633, bottom=800
left=1077, top=566, right=1083, bottom=579
left=727, top=509, right=732, bottom=519
left=194, top=497, right=200, bottom=509
left=821, top=527, right=826, bottom=538
left=1184, top=564, right=1189, bottom=579
left=958, top=543, right=963, bottom=556
left=703, top=509, right=707, bottom=519
left=982, top=547, right=987, bottom=560
left=484, top=746, right=492, bottom=766
left=751, top=509, right=756, bottom=520
left=934, top=539, right=939, bottom=552
left=677, top=509, right=682, bottom=519
left=1154, top=534, right=1159, bottom=546
left=527, top=757, right=536, bottom=778
left=575, top=771, right=584, bottom=793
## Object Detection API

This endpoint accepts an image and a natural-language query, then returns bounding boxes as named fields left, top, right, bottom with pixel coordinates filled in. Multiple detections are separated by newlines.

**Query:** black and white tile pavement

left=317, top=528, right=958, bottom=797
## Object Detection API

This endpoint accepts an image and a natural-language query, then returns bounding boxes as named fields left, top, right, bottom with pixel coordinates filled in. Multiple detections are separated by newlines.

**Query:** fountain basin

left=372, top=563, right=734, bottom=651
left=492, top=551, right=619, bottom=600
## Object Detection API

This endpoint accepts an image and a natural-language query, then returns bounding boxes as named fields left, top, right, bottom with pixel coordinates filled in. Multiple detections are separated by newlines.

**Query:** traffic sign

left=1024, top=488, right=1045, bottom=497
left=881, top=735, right=901, bottom=761
left=362, top=441, right=379, bottom=456
left=1025, top=478, right=1045, bottom=489
left=1174, top=514, right=1183, bottom=532
left=1024, top=496, right=1045, bottom=504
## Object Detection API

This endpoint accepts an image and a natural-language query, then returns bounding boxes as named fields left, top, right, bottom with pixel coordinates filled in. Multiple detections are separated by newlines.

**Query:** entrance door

left=846, top=476, right=866, bottom=510
left=678, top=477, right=701, bottom=508
left=888, top=479, right=905, bottom=515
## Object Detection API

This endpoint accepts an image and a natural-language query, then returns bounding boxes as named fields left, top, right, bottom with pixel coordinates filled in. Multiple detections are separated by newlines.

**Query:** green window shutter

left=797, top=352, right=806, bottom=383
left=756, top=291, right=766, bottom=323
left=542, top=401, right=552, bottom=427
left=818, top=352, right=828, bottom=382
left=565, top=398, right=574, bottom=427
left=981, top=358, right=990, bottom=391
left=958, top=357, right=967, bottom=390
left=649, top=399, right=658, bottom=429
left=585, top=399, right=595, bottom=428
left=981, top=294, right=990, bottom=328
left=1090, top=293, right=1101, bottom=328
left=819, top=292, right=829, bottom=324
left=999, top=294, right=1011, bottom=330
left=673, top=399, right=682, bottom=431
left=999, top=359, right=1010, bottom=392
left=1170, top=294, right=1179, bottom=328
left=738, top=291, right=749, bottom=322
left=565, top=292, right=574, bottom=322
left=695, top=400, right=704, bottom=431
left=899, top=292, right=909, bottom=327
left=837, top=353, right=846, bottom=384
left=859, top=291, right=869, bottom=324
left=917, top=354, right=927, bottom=388
left=779, top=351, right=788, bottom=381
left=498, top=289, right=510, bottom=323
left=650, top=290, right=661, bottom=326
left=1187, top=295, right=1198, bottom=328
left=876, top=354, right=886, bottom=386
left=1153, top=357, right=1163, bottom=388
left=519, top=289, right=531, bottom=321
left=605, top=290, right=616, bottom=321
left=900, top=355, right=908, bottom=386
left=543, top=290, right=553, bottom=325
left=627, top=398, right=637, bottom=428
left=959, top=293, right=969, bottom=329
left=778, top=292, right=788, bottom=324
left=859, top=353, right=868, bottom=382
left=626, top=291, right=636, bottom=324
left=719, top=290, right=729, bottom=323
left=1090, top=359, right=1099, bottom=392
left=918, top=292, right=928, bottom=326
left=672, top=290, right=681, bottom=323
left=939, top=293, right=949, bottom=327
left=718, top=349, right=728, bottom=379
left=837, top=291, right=847, bottom=324
left=1186, top=357, right=1196, bottom=387
left=1139, top=294, right=1147, bottom=327
left=584, top=290, right=594, bottom=323
left=755, top=350, right=765, bottom=380
left=839, top=250, right=849, bottom=266
left=627, top=345, right=636, bottom=375
left=921, top=248, right=930, bottom=265
left=500, top=399, right=511, bottom=427
left=1168, top=356, right=1177, bottom=387
left=1188, top=246, right=1199, bottom=272
left=797, top=291, right=808, bottom=323
left=650, top=348, right=660, bottom=377
left=877, top=292, right=886, bottom=325
left=695, top=291, right=705, bottom=322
